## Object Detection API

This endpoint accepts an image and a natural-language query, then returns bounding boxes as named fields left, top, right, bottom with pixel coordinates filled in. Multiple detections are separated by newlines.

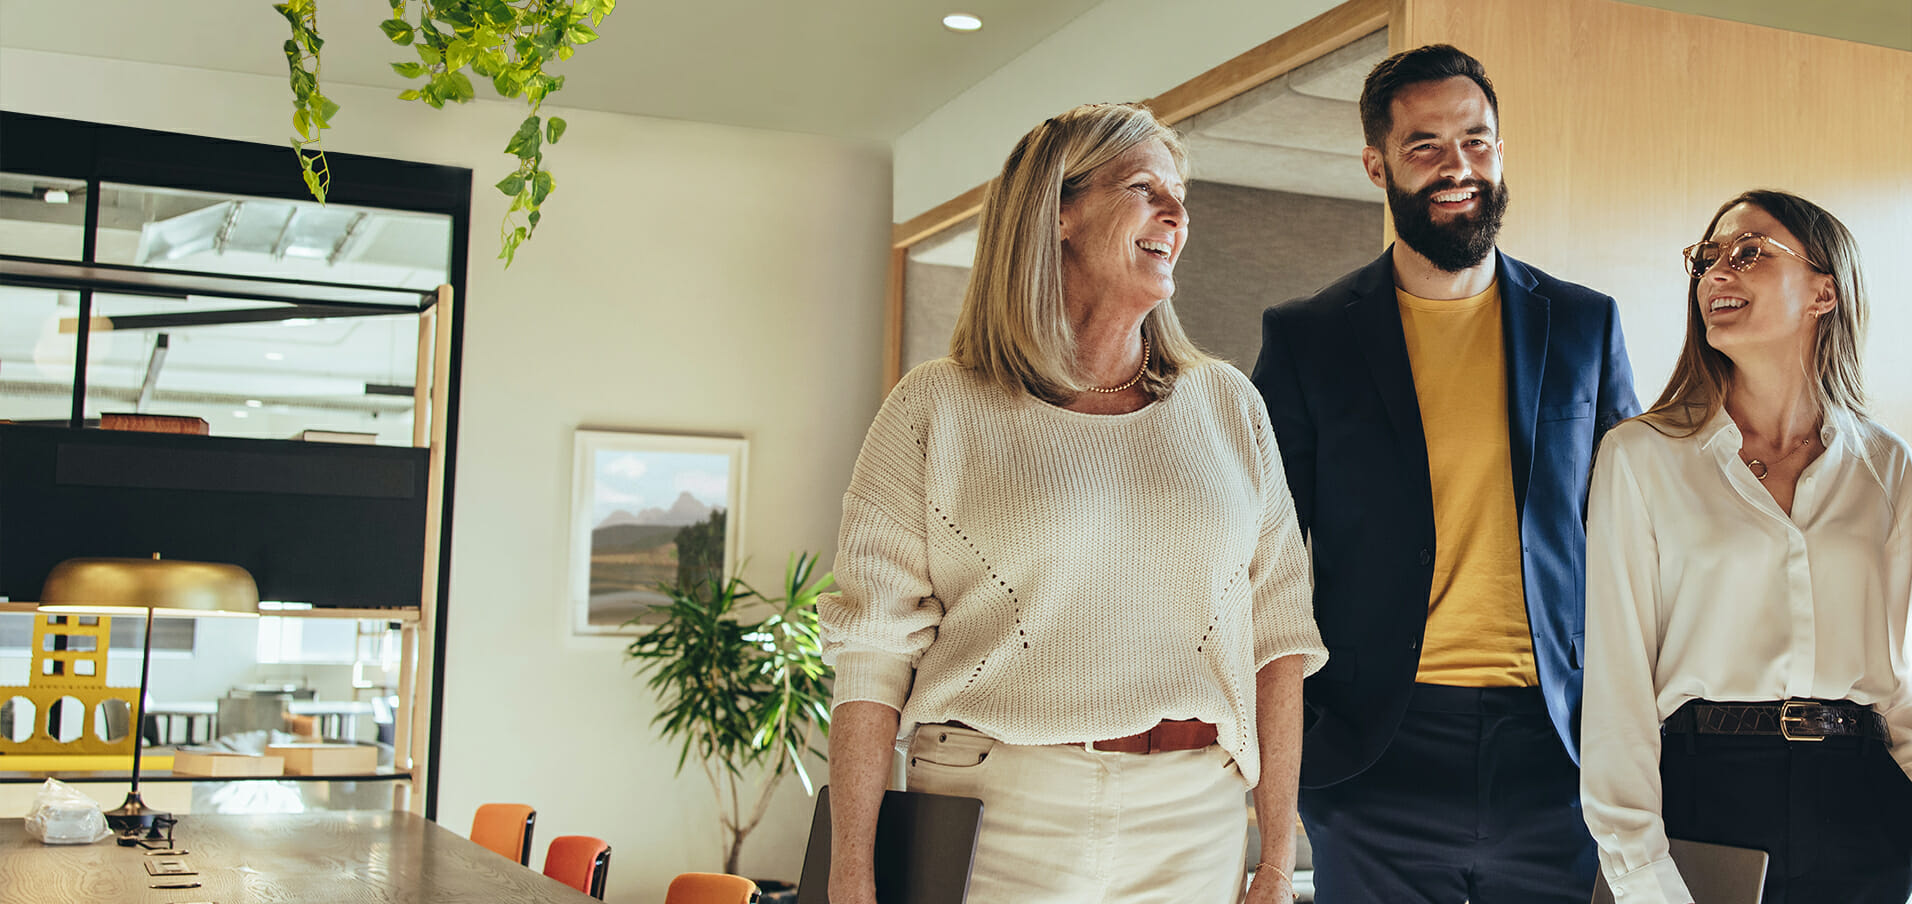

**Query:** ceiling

left=0, top=0, right=1108, bottom=142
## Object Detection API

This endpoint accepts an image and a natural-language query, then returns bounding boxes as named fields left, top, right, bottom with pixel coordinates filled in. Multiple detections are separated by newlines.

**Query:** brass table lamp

left=38, top=554, right=259, bottom=833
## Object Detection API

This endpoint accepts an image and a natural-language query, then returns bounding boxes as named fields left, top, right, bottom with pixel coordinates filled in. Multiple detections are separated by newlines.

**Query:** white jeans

left=906, top=723, right=1249, bottom=904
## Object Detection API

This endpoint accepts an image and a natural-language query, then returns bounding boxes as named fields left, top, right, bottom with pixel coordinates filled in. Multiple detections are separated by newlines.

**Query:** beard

left=1385, top=166, right=1509, bottom=273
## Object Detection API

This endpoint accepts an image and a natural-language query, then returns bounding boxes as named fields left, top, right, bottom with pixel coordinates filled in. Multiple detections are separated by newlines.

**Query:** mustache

left=1415, top=177, right=1495, bottom=203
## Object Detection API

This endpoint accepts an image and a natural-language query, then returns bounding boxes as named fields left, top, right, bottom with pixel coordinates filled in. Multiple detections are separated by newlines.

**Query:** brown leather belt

left=1663, top=699, right=1887, bottom=742
left=1090, top=719, right=1219, bottom=754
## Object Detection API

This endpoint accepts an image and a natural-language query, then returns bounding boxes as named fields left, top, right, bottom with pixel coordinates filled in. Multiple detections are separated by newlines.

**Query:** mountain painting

left=573, top=435, right=745, bottom=633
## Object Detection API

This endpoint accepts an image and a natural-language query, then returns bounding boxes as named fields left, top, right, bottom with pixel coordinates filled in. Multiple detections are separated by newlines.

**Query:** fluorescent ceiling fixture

left=943, top=12, right=981, bottom=31
left=245, top=399, right=263, bottom=407
left=265, top=352, right=285, bottom=361
left=43, top=189, right=70, bottom=204
left=233, top=410, right=250, bottom=419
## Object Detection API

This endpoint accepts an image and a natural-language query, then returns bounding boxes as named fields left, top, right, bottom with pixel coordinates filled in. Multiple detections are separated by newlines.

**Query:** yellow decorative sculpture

left=0, top=614, right=139, bottom=756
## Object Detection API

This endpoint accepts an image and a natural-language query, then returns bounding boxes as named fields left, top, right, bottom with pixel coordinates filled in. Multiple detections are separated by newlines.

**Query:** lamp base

left=105, top=791, right=168, bottom=834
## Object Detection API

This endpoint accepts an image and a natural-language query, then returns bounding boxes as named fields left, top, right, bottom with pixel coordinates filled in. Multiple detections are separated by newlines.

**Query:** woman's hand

left=1245, top=866, right=1298, bottom=903
left=826, top=861, right=879, bottom=904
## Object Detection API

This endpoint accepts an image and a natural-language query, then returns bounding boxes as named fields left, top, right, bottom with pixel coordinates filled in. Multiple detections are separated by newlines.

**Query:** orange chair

left=664, top=872, right=759, bottom=904
left=543, top=835, right=613, bottom=900
left=470, top=803, right=537, bottom=866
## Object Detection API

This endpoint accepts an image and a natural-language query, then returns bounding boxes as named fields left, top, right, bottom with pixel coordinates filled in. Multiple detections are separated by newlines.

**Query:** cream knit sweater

left=820, top=358, right=1326, bottom=786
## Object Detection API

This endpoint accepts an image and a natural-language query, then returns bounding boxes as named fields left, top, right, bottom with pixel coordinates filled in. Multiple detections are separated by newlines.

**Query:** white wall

left=0, top=48, right=892, bottom=901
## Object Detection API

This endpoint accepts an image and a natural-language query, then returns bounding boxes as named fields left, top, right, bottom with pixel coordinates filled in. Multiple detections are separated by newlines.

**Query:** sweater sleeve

left=1249, top=396, right=1328, bottom=676
left=1581, top=434, right=1691, bottom=904
left=818, top=375, right=943, bottom=714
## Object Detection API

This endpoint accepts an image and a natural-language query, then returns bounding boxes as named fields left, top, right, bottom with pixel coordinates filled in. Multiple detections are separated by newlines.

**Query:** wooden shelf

left=0, top=601, right=419, bottom=623
left=0, top=764, right=411, bottom=784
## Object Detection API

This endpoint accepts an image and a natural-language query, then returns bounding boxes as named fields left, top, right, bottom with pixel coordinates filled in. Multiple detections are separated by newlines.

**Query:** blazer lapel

left=1343, top=249, right=1428, bottom=460
left=1499, top=253, right=1548, bottom=518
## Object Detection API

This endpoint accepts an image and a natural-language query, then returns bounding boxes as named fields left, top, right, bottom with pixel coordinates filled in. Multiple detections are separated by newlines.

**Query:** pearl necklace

left=1085, top=338, right=1150, bottom=394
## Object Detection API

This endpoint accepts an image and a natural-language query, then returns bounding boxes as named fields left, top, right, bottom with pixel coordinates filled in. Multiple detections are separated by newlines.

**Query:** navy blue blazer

left=1250, top=247, right=1639, bottom=789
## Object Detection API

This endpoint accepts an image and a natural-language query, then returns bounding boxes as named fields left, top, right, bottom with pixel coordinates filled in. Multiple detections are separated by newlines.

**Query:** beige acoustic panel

left=1289, top=28, right=1393, bottom=102
left=1185, top=136, right=1384, bottom=203
left=1190, top=82, right=1370, bottom=158
left=1400, top=0, right=1912, bottom=427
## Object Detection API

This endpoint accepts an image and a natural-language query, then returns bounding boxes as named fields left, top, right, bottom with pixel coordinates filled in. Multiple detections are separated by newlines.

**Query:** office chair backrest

left=665, top=871, right=760, bottom=904
left=544, top=835, right=613, bottom=900
left=470, top=803, right=537, bottom=866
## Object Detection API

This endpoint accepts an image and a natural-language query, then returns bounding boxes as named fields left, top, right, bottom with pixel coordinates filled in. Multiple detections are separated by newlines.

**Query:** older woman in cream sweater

left=819, top=102, right=1326, bottom=904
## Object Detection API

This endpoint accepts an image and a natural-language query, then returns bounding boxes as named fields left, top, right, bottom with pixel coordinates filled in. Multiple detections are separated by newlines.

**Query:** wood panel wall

left=1400, top=0, right=1912, bottom=426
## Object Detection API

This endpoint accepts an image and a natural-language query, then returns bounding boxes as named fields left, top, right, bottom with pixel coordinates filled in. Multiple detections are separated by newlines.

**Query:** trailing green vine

left=275, top=0, right=336, bottom=203
left=276, top=0, right=618, bottom=266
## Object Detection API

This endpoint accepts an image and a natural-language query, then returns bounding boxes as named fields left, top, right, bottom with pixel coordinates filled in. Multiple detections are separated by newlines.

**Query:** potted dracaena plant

left=624, top=552, right=835, bottom=900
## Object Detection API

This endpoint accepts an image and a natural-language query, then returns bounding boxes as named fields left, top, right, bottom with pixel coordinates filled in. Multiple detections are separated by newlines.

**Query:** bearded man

left=1249, top=44, right=1640, bottom=904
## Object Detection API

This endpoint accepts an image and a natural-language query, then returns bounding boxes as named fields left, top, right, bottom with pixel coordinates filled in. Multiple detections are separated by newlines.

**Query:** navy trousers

left=1660, top=728, right=1912, bottom=904
left=1299, top=684, right=1596, bottom=904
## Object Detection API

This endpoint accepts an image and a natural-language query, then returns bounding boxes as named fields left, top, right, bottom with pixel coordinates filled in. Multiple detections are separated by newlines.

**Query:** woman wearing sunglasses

left=1581, top=190, right=1912, bottom=904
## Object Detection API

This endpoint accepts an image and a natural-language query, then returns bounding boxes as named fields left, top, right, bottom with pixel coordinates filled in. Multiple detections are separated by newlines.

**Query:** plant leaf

left=391, top=61, right=426, bottom=79
left=494, top=173, right=526, bottom=196
left=379, top=18, right=414, bottom=45
left=546, top=117, right=567, bottom=144
left=503, top=115, right=542, bottom=157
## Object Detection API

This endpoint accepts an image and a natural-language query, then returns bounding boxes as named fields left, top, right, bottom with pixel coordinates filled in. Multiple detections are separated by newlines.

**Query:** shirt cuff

left=1608, top=855, right=1692, bottom=904
left=828, top=650, right=914, bottom=714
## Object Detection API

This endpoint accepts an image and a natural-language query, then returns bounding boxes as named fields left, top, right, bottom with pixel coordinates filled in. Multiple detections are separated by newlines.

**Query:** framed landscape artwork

left=569, top=430, right=746, bottom=635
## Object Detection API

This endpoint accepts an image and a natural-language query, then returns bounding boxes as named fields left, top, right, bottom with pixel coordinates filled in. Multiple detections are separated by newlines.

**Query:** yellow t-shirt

left=1398, top=282, right=1538, bottom=687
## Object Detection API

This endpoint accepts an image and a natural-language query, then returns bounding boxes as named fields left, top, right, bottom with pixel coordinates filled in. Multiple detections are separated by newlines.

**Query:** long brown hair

left=949, top=102, right=1212, bottom=405
left=1639, top=189, right=1868, bottom=435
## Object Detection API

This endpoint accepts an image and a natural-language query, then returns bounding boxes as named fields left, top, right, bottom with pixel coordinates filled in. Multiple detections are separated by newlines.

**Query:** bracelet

left=1254, top=861, right=1299, bottom=899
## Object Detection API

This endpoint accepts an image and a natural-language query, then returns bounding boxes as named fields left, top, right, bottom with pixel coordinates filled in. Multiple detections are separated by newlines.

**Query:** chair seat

left=665, top=871, right=759, bottom=904
left=544, top=835, right=612, bottom=900
left=470, top=803, right=536, bottom=866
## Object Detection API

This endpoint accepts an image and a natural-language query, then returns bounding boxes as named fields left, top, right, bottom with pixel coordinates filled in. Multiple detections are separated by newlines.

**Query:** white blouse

left=1581, top=409, right=1912, bottom=904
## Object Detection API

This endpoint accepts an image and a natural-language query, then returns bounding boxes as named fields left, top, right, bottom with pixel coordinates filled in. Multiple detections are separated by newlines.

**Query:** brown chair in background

left=543, top=835, right=612, bottom=900
left=470, top=803, right=537, bottom=866
left=665, top=872, right=760, bottom=904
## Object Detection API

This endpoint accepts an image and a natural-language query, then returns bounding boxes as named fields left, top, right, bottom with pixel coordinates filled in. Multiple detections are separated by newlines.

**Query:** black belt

left=1662, top=699, right=1887, bottom=742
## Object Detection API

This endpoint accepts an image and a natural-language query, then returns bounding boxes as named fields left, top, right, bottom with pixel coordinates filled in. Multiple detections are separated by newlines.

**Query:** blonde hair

left=1640, top=189, right=1868, bottom=436
left=949, top=102, right=1212, bottom=405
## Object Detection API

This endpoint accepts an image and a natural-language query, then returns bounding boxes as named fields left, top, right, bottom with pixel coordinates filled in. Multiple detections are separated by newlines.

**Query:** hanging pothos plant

left=274, top=0, right=617, bottom=266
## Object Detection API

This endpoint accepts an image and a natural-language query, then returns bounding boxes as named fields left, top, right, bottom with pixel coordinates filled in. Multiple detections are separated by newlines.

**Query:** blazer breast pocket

left=1538, top=400, right=1591, bottom=422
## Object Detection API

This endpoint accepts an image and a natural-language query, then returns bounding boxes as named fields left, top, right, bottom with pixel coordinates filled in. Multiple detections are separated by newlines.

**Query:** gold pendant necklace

left=1743, top=435, right=1813, bottom=481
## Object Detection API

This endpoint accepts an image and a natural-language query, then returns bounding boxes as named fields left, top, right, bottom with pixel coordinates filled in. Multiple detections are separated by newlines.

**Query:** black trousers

left=1660, top=728, right=1912, bottom=904
left=1298, top=684, right=1596, bottom=904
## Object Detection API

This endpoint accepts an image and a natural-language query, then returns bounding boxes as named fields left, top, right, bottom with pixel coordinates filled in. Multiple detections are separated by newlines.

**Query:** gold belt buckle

left=1779, top=700, right=1826, bottom=742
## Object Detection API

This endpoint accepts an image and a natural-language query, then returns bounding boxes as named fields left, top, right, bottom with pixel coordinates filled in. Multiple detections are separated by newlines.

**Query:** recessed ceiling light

left=245, top=399, right=263, bottom=408
left=233, top=410, right=250, bottom=419
left=43, top=189, right=70, bottom=204
left=265, top=352, right=285, bottom=361
left=284, top=318, right=318, bottom=327
left=943, top=13, right=981, bottom=32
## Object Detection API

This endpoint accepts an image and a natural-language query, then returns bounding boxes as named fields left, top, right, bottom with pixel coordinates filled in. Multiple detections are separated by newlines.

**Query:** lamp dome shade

left=38, top=557, right=260, bottom=616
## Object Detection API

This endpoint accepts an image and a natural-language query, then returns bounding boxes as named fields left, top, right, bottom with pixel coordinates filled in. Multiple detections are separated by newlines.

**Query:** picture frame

left=569, top=430, right=747, bottom=635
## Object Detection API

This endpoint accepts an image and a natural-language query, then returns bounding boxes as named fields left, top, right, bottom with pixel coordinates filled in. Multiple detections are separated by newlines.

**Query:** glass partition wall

left=1, top=178, right=451, bottom=443
left=0, top=113, right=469, bottom=818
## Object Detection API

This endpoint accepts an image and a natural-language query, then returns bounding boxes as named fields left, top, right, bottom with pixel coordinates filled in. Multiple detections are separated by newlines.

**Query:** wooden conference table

left=0, top=810, right=598, bottom=903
